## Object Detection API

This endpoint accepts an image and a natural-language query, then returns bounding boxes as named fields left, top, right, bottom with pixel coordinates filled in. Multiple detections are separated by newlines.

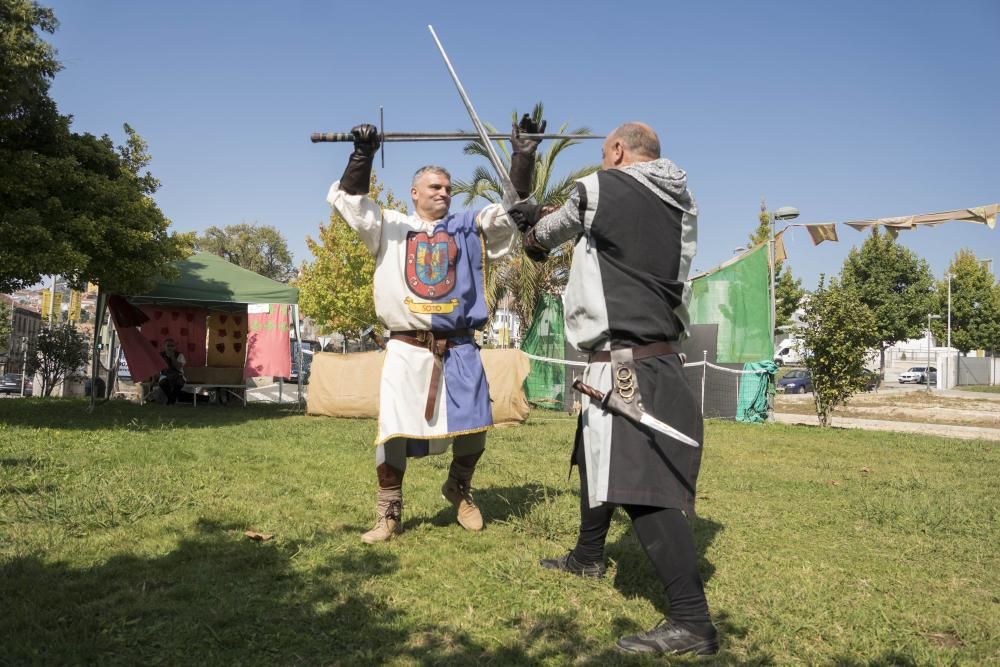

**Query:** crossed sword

left=315, top=26, right=698, bottom=448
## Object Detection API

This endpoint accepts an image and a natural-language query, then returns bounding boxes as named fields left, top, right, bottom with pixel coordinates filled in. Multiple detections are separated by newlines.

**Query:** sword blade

left=427, top=25, right=519, bottom=209
left=638, top=413, right=702, bottom=449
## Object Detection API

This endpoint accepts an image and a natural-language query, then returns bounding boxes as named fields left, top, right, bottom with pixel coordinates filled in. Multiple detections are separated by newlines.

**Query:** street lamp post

left=19, top=337, right=28, bottom=397
left=946, top=272, right=951, bottom=350
left=770, top=206, right=800, bottom=345
left=927, top=313, right=941, bottom=392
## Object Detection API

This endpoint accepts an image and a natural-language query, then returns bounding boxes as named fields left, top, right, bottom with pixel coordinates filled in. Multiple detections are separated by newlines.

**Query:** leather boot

left=362, top=464, right=403, bottom=544
left=361, top=492, right=402, bottom=544
left=441, top=451, right=484, bottom=531
left=615, top=619, right=719, bottom=656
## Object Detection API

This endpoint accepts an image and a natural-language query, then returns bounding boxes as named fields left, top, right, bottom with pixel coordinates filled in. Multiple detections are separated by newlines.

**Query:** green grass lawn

left=1, top=399, right=997, bottom=665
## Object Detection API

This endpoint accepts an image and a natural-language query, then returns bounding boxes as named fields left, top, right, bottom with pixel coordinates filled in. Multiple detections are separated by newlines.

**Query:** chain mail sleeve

left=532, top=180, right=590, bottom=250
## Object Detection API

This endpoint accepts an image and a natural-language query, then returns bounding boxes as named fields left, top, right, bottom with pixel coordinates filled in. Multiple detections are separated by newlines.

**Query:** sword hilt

left=572, top=379, right=606, bottom=403
left=311, top=132, right=355, bottom=143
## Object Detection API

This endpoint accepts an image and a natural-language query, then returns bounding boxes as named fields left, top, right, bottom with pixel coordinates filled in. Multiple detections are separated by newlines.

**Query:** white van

left=774, top=338, right=805, bottom=366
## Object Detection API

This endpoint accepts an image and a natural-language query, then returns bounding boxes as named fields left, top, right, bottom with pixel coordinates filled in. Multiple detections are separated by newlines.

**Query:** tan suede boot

left=361, top=492, right=402, bottom=544
left=441, top=451, right=484, bottom=531
left=441, top=477, right=483, bottom=530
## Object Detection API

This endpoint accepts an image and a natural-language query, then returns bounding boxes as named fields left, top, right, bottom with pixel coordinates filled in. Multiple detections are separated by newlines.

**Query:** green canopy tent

left=89, top=253, right=301, bottom=409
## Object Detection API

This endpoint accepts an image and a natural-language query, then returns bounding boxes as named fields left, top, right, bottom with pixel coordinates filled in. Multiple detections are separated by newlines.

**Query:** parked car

left=777, top=369, right=813, bottom=394
left=898, top=366, right=937, bottom=384
left=0, top=373, right=32, bottom=396
left=858, top=369, right=881, bottom=392
left=286, top=355, right=312, bottom=384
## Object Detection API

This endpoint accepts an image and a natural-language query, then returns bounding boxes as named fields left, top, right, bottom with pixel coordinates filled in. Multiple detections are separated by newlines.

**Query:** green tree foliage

left=994, top=281, right=1000, bottom=334
left=296, top=176, right=404, bottom=340
left=452, top=102, right=599, bottom=332
left=0, top=0, right=187, bottom=294
left=748, top=198, right=771, bottom=247
left=932, top=250, right=1000, bottom=353
left=195, top=223, right=295, bottom=282
left=0, top=0, right=60, bottom=130
left=840, top=228, right=934, bottom=372
left=0, top=299, right=11, bottom=352
left=775, top=265, right=806, bottom=330
left=24, top=322, right=89, bottom=396
left=801, top=278, right=878, bottom=427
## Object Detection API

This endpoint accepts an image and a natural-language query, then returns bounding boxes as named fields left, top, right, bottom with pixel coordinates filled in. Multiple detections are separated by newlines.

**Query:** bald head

left=601, top=122, right=661, bottom=169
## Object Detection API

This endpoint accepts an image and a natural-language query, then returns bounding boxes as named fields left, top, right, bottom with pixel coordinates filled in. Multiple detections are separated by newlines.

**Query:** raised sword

left=427, top=24, right=521, bottom=210
left=310, top=131, right=601, bottom=143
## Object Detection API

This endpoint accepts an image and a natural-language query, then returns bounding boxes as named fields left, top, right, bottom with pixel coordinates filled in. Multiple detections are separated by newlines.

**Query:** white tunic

left=327, top=182, right=517, bottom=445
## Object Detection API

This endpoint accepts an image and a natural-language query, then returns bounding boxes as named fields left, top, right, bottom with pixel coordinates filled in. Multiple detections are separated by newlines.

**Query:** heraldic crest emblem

left=405, top=230, right=458, bottom=299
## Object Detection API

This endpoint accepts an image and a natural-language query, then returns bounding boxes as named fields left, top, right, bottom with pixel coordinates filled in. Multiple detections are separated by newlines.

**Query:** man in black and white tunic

left=513, top=122, right=717, bottom=656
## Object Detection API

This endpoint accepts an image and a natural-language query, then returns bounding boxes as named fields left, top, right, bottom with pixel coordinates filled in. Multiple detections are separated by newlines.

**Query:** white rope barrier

left=521, top=352, right=770, bottom=375
left=522, top=352, right=588, bottom=368
left=683, top=360, right=770, bottom=375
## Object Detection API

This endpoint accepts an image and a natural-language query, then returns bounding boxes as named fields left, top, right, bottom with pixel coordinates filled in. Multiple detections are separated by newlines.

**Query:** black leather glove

left=508, top=202, right=543, bottom=233
left=509, top=113, right=546, bottom=199
left=522, top=227, right=549, bottom=263
left=339, top=123, right=381, bottom=195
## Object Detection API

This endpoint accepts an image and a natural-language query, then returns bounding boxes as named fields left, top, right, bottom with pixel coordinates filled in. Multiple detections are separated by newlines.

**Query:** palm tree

left=452, top=102, right=599, bottom=334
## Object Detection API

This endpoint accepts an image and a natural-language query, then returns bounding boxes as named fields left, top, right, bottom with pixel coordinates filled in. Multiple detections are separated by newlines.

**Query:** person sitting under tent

left=156, top=338, right=186, bottom=405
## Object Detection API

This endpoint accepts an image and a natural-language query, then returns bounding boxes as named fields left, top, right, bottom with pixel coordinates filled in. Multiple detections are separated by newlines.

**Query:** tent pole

left=88, top=289, right=107, bottom=412
left=293, top=304, right=304, bottom=409
left=701, top=350, right=707, bottom=415
left=103, top=327, right=118, bottom=406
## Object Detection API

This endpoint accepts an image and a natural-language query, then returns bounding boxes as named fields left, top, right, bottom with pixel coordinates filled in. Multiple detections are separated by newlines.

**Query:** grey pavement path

left=247, top=382, right=306, bottom=405
left=773, top=412, right=1000, bottom=441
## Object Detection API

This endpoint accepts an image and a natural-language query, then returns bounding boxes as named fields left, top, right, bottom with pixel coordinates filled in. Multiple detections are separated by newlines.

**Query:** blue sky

left=44, top=0, right=998, bottom=288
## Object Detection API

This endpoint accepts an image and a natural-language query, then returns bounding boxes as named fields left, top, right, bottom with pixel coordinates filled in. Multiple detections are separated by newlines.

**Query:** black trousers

left=158, top=374, right=185, bottom=405
left=572, top=441, right=711, bottom=628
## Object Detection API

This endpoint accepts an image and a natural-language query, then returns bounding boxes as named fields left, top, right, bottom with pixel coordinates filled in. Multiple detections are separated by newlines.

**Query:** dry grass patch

left=776, top=389, right=1000, bottom=428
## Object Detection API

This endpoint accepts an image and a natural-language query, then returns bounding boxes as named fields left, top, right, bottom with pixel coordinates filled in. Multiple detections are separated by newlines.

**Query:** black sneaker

left=615, top=619, right=719, bottom=655
left=538, top=551, right=607, bottom=579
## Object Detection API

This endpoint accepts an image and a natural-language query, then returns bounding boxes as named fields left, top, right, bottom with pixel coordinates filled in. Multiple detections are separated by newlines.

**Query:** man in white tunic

left=327, top=119, right=542, bottom=543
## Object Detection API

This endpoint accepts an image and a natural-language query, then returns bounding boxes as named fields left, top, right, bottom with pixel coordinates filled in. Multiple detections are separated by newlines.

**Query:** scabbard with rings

left=572, top=347, right=701, bottom=449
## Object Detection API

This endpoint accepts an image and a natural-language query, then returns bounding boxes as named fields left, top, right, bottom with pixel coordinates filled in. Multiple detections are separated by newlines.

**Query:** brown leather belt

left=390, top=329, right=475, bottom=421
left=588, top=340, right=682, bottom=363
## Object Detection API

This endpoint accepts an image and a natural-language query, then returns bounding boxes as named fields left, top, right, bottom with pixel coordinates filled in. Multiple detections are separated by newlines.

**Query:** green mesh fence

left=521, top=246, right=772, bottom=409
left=520, top=293, right=566, bottom=410
left=688, top=244, right=773, bottom=363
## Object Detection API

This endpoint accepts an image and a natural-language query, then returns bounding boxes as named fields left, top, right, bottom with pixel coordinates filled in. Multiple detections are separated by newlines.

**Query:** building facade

left=3, top=301, right=43, bottom=374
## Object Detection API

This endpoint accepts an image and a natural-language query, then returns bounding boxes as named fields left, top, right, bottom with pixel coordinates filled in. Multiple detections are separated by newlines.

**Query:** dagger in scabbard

left=572, top=379, right=702, bottom=448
